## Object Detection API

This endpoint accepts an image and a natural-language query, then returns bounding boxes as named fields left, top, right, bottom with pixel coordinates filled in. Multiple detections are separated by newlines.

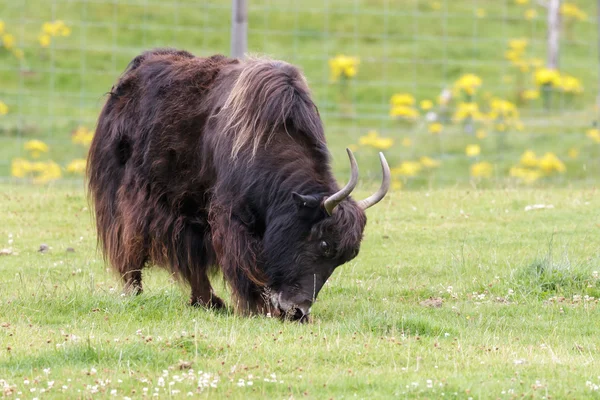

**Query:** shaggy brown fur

left=87, top=48, right=368, bottom=320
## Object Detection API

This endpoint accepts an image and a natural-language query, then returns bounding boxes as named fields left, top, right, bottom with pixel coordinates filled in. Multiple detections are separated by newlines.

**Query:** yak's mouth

left=268, top=291, right=311, bottom=323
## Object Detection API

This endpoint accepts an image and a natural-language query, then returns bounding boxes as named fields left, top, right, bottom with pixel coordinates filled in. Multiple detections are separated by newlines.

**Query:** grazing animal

left=87, top=48, right=390, bottom=322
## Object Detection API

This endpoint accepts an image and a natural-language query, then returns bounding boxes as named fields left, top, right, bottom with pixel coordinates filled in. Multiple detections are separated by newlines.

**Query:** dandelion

left=560, top=75, right=583, bottom=94
left=430, top=1, right=441, bottom=10
left=33, top=161, right=63, bottom=184
left=453, top=74, right=482, bottom=96
left=392, top=180, right=402, bottom=190
left=535, top=68, right=561, bottom=87
left=428, top=122, right=443, bottom=134
left=419, top=156, right=440, bottom=168
left=0, top=101, right=8, bottom=115
left=520, top=150, right=539, bottom=168
left=39, top=34, right=51, bottom=47
left=560, top=3, right=587, bottom=21
left=24, top=140, right=49, bottom=158
left=10, top=158, right=31, bottom=178
left=568, top=148, right=579, bottom=159
left=470, top=162, right=493, bottom=178
left=538, top=152, right=566, bottom=174
left=66, top=159, right=87, bottom=174
left=475, top=8, right=486, bottom=18
left=390, top=105, right=419, bottom=120
left=328, top=55, right=359, bottom=82
left=521, top=89, right=540, bottom=100
left=515, top=0, right=529, bottom=4
left=2, top=33, right=15, bottom=49
left=72, top=126, right=94, bottom=146
left=508, top=38, right=528, bottom=52
left=392, top=161, right=422, bottom=177
left=358, top=130, right=394, bottom=150
left=452, top=102, right=484, bottom=123
left=586, top=128, right=600, bottom=143
left=509, top=166, right=542, bottom=184
left=0, top=20, right=4, bottom=35
left=420, top=99, right=434, bottom=110
left=465, top=144, right=481, bottom=157
left=391, top=93, right=415, bottom=106
left=524, top=8, right=537, bottom=20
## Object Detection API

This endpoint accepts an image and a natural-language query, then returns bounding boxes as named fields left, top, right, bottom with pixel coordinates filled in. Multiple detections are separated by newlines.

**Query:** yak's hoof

left=190, top=295, right=226, bottom=310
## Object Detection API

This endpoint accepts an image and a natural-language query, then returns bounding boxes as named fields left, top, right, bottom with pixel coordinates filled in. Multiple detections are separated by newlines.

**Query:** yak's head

left=262, top=149, right=390, bottom=322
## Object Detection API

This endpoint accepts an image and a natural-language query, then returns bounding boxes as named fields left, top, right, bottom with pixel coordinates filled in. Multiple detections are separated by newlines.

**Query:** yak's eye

left=319, top=240, right=331, bottom=256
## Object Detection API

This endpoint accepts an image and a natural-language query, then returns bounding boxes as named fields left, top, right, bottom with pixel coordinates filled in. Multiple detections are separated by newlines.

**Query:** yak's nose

left=291, top=301, right=312, bottom=322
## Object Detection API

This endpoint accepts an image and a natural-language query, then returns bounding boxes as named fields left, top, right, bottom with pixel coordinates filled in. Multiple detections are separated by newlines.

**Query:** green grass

left=1, top=0, right=599, bottom=185
left=1, top=184, right=600, bottom=398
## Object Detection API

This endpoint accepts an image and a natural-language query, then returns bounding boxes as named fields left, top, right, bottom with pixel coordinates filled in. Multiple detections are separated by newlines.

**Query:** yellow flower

left=2, top=33, right=15, bottom=49
left=419, top=156, right=440, bottom=168
left=476, top=8, right=486, bottom=18
left=329, top=55, right=359, bottom=82
left=508, top=38, right=528, bottom=52
left=538, top=152, right=566, bottom=174
left=392, top=180, right=403, bottom=190
left=0, top=20, right=4, bottom=35
left=0, top=101, right=8, bottom=115
left=24, top=140, right=49, bottom=158
left=11, top=158, right=31, bottom=178
left=390, top=105, right=419, bottom=120
left=535, top=68, right=561, bottom=87
left=524, top=8, right=537, bottom=20
left=430, top=1, right=441, bottom=10
left=33, top=161, right=62, bottom=184
left=520, top=150, right=539, bottom=168
left=495, top=123, right=506, bottom=132
left=358, top=130, right=394, bottom=150
left=66, top=159, right=87, bottom=174
left=515, top=0, right=529, bottom=4
left=401, top=137, right=412, bottom=147
left=428, top=122, right=443, bottom=134
left=509, top=166, right=542, bottom=184
left=391, top=93, right=416, bottom=107
left=392, top=161, right=422, bottom=177
left=560, top=75, right=583, bottom=94
left=522, top=89, right=540, bottom=100
left=586, top=128, right=600, bottom=143
left=504, top=50, right=521, bottom=62
left=453, top=102, right=484, bottom=123
left=39, top=34, right=51, bottom=47
left=470, top=162, right=493, bottom=178
left=465, top=144, right=481, bottom=157
left=454, top=74, right=482, bottom=96
left=489, top=98, right=519, bottom=120
left=11, top=48, right=24, bottom=59
left=568, top=148, right=579, bottom=159
left=420, top=99, right=434, bottom=110
left=72, top=126, right=94, bottom=146
left=476, top=129, right=487, bottom=139
left=560, top=3, right=587, bottom=21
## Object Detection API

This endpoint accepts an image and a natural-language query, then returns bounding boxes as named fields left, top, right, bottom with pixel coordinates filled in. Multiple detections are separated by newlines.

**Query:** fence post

left=231, top=0, right=248, bottom=59
left=546, top=0, right=561, bottom=70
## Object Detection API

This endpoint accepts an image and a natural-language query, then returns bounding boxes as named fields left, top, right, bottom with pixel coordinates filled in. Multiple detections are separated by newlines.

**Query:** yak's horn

left=323, top=148, right=359, bottom=216
left=357, top=152, right=390, bottom=210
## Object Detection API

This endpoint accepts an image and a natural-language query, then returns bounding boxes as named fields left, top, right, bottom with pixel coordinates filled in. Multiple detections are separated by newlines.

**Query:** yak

left=87, top=48, right=390, bottom=322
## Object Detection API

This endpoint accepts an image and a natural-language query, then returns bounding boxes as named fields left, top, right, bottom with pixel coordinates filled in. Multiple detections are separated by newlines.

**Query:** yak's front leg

left=210, top=210, right=274, bottom=316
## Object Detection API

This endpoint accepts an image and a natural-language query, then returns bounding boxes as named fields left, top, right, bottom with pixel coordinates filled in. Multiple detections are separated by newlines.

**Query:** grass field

left=1, top=184, right=599, bottom=398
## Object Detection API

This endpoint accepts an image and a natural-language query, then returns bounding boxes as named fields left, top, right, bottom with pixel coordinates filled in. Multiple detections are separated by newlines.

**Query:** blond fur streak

left=220, top=57, right=309, bottom=160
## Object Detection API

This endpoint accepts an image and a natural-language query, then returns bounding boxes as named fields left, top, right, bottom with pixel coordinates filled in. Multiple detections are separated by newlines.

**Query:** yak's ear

left=292, top=192, right=320, bottom=209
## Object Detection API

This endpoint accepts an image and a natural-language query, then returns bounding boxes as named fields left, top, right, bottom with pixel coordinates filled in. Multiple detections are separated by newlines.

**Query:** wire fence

left=0, top=0, right=598, bottom=188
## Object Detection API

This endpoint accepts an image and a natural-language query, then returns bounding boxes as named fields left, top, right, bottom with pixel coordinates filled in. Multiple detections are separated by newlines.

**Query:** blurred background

left=0, top=0, right=598, bottom=189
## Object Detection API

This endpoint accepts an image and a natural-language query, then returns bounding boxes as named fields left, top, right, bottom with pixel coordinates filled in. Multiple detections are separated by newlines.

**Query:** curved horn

left=357, top=152, right=390, bottom=210
left=323, top=148, right=359, bottom=216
